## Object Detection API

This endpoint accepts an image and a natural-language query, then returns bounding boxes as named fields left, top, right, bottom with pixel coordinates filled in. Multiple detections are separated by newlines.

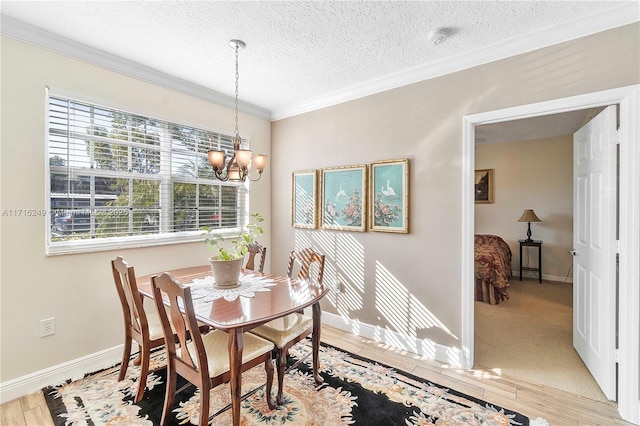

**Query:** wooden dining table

left=136, top=265, right=329, bottom=426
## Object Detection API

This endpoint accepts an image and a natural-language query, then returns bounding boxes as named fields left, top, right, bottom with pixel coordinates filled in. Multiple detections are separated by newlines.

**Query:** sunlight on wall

left=294, top=230, right=365, bottom=319
left=374, top=261, right=458, bottom=353
left=292, top=229, right=465, bottom=365
left=293, top=231, right=314, bottom=251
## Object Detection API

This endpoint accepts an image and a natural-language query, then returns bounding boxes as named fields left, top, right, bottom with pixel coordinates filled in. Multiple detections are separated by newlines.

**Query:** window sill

left=45, top=229, right=240, bottom=256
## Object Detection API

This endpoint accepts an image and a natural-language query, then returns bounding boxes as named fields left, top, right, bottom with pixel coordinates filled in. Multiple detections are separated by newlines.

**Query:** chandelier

left=208, top=39, right=267, bottom=182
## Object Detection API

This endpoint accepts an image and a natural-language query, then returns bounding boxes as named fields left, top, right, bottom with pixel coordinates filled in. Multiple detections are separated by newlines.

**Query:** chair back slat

left=152, top=272, right=206, bottom=373
left=112, top=256, right=148, bottom=335
left=245, top=242, right=267, bottom=272
left=287, top=248, right=325, bottom=285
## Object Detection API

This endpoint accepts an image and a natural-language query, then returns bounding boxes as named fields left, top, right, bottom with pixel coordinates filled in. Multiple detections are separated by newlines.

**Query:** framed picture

left=369, top=158, right=409, bottom=233
left=475, top=169, right=494, bottom=204
left=320, top=164, right=367, bottom=232
left=291, top=170, right=318, bottom=229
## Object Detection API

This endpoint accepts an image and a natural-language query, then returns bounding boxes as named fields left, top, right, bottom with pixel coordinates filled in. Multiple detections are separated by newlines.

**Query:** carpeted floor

left=43, top=340, right=544, bottom=425
left=474, top=277, right=611, bottom=404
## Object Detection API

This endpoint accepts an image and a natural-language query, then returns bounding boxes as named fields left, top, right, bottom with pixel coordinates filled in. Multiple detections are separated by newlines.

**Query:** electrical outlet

left=40, top=317, right=56, bottom=337
left=334, top=282, right=344, bottom=294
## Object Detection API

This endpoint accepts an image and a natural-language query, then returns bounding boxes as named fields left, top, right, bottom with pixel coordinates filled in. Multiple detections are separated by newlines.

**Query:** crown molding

left=0, top=15, right=271, bottom=121
left=271, top=3, right=639, bottom=120
left=2, top=3, right=638, bottom=123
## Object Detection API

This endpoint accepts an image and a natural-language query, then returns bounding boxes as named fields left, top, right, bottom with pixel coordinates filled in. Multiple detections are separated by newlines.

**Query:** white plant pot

left=209, top=256, right=244, bottom=288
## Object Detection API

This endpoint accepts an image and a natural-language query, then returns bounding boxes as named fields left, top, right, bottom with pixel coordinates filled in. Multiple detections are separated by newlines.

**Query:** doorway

left=472, top=108, right=607, bottom=402
left=460, top=86, right=640, bottom=424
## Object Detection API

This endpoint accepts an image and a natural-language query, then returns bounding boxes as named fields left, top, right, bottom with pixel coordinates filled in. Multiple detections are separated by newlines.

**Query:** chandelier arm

left=213, top=168, right=228, bottom=181
left=247, top=170, right=264, bottom=182
left=225, top=152, right=238, bottom=173
left=247, top=172, right=262, bottom=182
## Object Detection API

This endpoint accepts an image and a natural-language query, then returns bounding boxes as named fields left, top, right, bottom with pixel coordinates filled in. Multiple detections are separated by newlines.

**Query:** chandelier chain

left=234, top=42, right=240, bottom=139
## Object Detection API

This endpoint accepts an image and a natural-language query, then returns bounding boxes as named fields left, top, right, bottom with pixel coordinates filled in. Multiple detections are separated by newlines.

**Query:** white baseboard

left=320, top=311, right=464, bottom=368
left=0, top=345, right=124, bottom=404
left=519, top=271, right=573, bottom=283
left=1, top=311, right=471, bottom=405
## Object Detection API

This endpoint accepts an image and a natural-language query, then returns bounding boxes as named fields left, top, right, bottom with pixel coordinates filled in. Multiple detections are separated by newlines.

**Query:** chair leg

left=312, top=337, right=322, bottom=385
left=160, top=365, right=177, bottom=426
left=312, top=303, right=324, bottom=385
left=134, top=344, right=150, bottom=403
left=199, top=383, right=211, bottom=426
left=118, top=337, right=132, bottom=381
left=133, top=351, right=142, bottom=366
left=275, top=348, right=287, bottom=405
left=264, top=357, right=275, bottom=410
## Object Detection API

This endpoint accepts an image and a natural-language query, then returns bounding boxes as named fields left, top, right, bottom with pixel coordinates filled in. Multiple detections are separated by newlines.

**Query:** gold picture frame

left=320, top=164, right=367, bottom=232
left=369, top=158, right=409, bottom=233
left=291, top=170, right=318, bottom=229
left=475, top=169, right=494, bottom=204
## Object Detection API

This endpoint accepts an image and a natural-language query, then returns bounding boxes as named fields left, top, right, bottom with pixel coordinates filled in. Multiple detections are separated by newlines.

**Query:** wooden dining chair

left=111, top=256, right=167, bottom=403
left=245, top=241, right=266, bottom=272
left=151, top=272, right=276, bottom=426
left=252, top=247, right=325, bottom=404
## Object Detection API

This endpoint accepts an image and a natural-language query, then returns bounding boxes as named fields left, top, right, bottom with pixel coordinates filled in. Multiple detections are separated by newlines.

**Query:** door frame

left=461, top=85, right=639, bottom=423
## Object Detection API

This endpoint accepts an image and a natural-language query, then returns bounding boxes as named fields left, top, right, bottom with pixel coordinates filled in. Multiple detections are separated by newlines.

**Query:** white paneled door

left=572, top=105, right=617, bottom=401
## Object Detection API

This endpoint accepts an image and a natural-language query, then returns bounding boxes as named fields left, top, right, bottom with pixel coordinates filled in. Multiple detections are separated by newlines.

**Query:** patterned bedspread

left=474, top=234, right=512, bottom=301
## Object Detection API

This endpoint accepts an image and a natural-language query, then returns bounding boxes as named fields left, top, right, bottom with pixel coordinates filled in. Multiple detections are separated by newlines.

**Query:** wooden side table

left=519, top=239, right=542, bottom=283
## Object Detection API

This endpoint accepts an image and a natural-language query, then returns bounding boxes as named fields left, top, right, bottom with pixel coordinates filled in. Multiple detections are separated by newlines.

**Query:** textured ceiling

left=475, top=108, right=602, bottom=145
left=1, top=1, right=638, bottom=140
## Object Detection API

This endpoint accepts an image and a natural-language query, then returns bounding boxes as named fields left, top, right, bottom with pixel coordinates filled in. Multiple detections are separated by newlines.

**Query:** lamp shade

left=208, top=150, right=225, bottom=169
left=517, top=209, right=541, bottom=223
left=235, top=150, right=252, bottom=167
left=252, top=154, right=268, bottom=172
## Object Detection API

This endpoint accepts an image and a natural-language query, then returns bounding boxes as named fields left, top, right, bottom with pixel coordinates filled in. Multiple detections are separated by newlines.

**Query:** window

left=47, top=95, right=248, bottom=254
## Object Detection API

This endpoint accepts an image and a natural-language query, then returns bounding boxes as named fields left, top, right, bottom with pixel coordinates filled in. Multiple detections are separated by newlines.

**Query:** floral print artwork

left=321, top=165, right=366, bottom=231
left=369, top=159, right=408, bottom=233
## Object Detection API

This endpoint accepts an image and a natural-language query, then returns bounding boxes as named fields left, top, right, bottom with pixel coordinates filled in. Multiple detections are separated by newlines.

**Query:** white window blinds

left=47, top=95, right=248, bottom=254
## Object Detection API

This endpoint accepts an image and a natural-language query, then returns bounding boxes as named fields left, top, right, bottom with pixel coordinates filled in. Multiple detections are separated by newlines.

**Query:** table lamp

left=517, top=209, right=541, bottom=242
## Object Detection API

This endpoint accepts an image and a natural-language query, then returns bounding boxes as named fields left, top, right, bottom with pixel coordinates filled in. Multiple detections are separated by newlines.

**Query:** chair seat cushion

left=252, top=313, right=312, bottom=348
left=179, top=330, right=274, bottom=377
left=144, top=302, right=168, bottom=341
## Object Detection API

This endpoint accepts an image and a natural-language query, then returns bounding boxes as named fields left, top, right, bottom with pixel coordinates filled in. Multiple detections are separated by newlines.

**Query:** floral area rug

left=43, top=340, right=541, bottom=425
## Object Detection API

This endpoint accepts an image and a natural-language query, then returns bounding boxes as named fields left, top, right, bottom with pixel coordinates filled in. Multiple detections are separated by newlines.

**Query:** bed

left=474, top=234, right=513, bottom=304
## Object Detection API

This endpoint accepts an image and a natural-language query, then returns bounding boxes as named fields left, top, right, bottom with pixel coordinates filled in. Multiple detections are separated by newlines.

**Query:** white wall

left=0, top=37, right=271, bottom=383
left=475, top=136, right=573, bottom=281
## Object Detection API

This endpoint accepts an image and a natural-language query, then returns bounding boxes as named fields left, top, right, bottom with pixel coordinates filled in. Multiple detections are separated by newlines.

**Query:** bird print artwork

left=371, top=159, right=408, bottom=232
left=322, top=167, right=366, bottom=230
left=381, top=180, right=396, bottom=198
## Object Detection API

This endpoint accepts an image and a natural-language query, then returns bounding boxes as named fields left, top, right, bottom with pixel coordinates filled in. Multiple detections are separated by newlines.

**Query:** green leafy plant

left=201, top=212, right=264, bottom=260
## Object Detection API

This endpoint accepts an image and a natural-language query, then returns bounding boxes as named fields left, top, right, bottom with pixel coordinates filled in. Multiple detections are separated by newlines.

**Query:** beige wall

left=0, top=37, right=272, bottom=382
left=475, top=136, right=573, bottom=281
left=270, top=24, right=638, bottom=347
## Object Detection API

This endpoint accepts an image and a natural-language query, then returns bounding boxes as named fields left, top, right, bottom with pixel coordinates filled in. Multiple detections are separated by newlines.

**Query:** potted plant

left=201, top=212, right=264, bottom=287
